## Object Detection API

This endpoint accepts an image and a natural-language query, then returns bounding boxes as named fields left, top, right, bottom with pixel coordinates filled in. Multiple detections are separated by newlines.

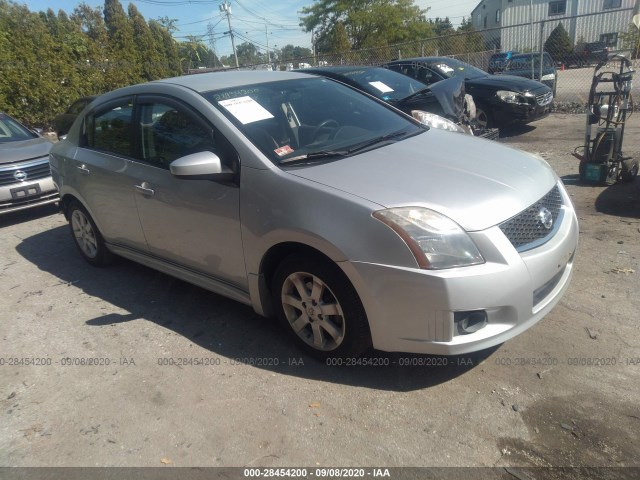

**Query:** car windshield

left=204, top=77, right=424, bottom=165
left=429, top=58, right=487, bottom=80
left=333, top=68, right=428, bottom=102
left=0, top=113, right=36, bottom=143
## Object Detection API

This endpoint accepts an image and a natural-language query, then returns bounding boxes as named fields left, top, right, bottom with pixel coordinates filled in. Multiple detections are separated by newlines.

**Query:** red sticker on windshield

left=274, top=145, right=294, bottom=156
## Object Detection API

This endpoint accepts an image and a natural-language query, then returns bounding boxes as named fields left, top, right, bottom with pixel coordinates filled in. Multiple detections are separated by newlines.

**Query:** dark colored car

left=488, top=51, right=518, bottom=74
left=384, top=57, right=553, bottom=129
left=299, top=66, right=465, bottom=126
left=0, top=112, right=58, bottom=215
left=52, top=96, right=97, bottom=139
left=565, top=42, right=609, bottom=68
left=501, top=52, right=557, bottom=95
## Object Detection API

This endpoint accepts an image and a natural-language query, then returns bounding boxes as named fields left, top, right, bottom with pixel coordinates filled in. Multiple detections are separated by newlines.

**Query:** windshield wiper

left=280, top=150, right=348, bottom=165
left=341, top=128, right=418, bottom=155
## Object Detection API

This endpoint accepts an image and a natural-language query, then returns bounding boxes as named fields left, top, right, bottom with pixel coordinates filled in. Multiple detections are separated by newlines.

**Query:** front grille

left=499, top=185, right=563, bottom=250
left=0, top=158, right=51, bottom=186
left=535, top=91, right=553, bottom=106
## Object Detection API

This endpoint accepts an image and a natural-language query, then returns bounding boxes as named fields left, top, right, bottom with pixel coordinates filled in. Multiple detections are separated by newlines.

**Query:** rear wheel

left=272, top=255, right=371, bottom=360
left=68, top=200, right=114, bottom=266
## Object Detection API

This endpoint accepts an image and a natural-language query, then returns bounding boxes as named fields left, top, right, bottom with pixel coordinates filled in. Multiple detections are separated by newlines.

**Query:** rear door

left=72, top=97, right=148, bottom=250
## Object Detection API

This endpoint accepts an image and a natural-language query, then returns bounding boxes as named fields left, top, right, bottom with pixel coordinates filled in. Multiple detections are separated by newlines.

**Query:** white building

left=471, top=0, right=635, bottom=51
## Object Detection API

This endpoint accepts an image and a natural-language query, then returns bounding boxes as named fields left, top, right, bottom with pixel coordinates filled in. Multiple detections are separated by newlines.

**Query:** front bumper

left=340, top=184, right=578, bottom=355
left=0, top=176, right=59, bottom=215
left=493, top=101, right=551, bottom=126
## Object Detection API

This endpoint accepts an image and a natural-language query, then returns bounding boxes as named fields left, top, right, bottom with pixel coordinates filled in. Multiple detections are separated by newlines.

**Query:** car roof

left=153, top=70, right=312, bottom=93
left=387, top=57, right=456, bottom=64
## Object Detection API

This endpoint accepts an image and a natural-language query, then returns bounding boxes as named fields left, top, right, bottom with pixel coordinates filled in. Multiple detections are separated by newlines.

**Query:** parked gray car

left=1, top=112, right=58, bottom=215
left=49, top=71, right=578, bottom=359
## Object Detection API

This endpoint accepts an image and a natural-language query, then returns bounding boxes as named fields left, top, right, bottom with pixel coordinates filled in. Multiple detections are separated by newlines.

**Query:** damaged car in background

left=50, top=71, right=577, bottom=359
left=300, top=65, right=497, bottom=139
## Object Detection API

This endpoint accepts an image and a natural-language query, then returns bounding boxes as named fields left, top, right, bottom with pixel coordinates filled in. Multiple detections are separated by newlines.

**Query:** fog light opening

left=455, top=311, right=488, bottom=335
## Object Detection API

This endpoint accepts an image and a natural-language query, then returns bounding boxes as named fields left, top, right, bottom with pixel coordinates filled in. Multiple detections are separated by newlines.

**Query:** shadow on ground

left=15, top=225, right=496, bottom=392
left=0, top=204, right=59, bottom=228
left=560, top=174, right=640, bottom=219
left=499, top=124, right=536, bottom=139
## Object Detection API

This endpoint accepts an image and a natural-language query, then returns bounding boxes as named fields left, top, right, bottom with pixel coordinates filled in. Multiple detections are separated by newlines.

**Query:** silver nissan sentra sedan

left=49, top=71, right=578, bottom=359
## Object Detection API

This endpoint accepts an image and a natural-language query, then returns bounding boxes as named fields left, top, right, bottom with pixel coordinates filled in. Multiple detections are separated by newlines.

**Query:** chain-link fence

left=254, top=8, right=639, bottom=108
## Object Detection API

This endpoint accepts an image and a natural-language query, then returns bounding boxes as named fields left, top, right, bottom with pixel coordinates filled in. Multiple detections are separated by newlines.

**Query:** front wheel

left=68, top=200, right=114, bottom=266
left=272, top=255, right=371, bottom=360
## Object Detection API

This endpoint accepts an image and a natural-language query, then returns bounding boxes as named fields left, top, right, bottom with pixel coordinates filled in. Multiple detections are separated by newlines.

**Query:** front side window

left=603, top=0, right=621, bottom=9
left=137, top=102, right=215, bottom=168
left=548, top=0, right=566, bottom=16
left=86, top=98, right=133, bottom=157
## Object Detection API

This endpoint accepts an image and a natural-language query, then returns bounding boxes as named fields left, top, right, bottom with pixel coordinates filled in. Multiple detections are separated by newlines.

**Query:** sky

left=23, top=0, right=481, bottom=58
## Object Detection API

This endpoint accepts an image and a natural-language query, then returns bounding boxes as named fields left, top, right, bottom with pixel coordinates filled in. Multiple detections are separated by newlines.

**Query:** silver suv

left=50, top=71, right=578, bottom=359
left=0, top=112, right=57, bottom=215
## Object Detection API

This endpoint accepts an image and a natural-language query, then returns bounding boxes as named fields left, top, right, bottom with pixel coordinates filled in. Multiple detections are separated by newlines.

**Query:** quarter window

left=86, top=99, right=133, bottom=157
left=603, top=0, right=621, bottom=9
left=548, top=0, right=566, bottom=16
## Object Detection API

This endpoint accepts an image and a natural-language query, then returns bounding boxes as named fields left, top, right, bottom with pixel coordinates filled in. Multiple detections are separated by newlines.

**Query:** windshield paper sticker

left=368, top=81, right=394, bottom=93
left=436, top=64, right=454, bottom=73
left=274, top=145, right=294, bottom=157
left=218, top=96, right=274, bottom=124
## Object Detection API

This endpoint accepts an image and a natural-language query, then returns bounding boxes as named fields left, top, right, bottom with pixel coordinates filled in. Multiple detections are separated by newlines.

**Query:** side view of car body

left=501, top=52, right=557, bottom=95
left=0, top=112, right=58, bottom=215
left=50, top=71, right=578, bottom=359
left=384, top=57, right=554, bottom=129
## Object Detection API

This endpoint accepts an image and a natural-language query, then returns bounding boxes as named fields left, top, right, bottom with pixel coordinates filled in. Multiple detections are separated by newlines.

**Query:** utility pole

left=220, top=1, right=239, bottom=68
left=265, top=24, right=271, bottom=65
left=529, top=0, right=534, bottom=80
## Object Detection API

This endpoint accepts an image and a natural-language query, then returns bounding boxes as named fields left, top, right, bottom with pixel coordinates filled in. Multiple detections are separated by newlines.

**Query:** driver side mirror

left=170, top=151, right=235, bottom=183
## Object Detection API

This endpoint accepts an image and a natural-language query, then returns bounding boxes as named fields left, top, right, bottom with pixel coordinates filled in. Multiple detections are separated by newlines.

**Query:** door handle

left=134, top=183, right=155, bottom=196
left=77, top=164, right=90, bottom=175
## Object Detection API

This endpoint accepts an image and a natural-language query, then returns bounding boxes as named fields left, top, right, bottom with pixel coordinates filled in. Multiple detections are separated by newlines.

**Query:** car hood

left=287, top=129, right=558, bottom=231
left=469, top=74, right=548, bottom=93
left=0, top=137, right=53, bottom=165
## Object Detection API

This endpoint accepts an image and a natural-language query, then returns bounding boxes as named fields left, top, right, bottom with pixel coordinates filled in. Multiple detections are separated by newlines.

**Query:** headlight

left=541, top=73, right=555, bottom=81
left=496, top=90, right=529, bottom=105
left=411, top=111, right=465, bottom=133
left=373, top=207, right=484, bottom=270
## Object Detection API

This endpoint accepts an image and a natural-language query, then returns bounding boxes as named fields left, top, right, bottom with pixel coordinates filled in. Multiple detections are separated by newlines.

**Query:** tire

left=620, top=159, right=639, bottom=183
left=67, top=200, right=114, bottom=267
left=475, top=104, right=492, bottom=129
left=271, top=254, right=372, bottom=360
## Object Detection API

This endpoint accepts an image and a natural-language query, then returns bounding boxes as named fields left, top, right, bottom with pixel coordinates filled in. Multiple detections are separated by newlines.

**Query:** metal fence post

left=539, top=20, right=545, bottom=81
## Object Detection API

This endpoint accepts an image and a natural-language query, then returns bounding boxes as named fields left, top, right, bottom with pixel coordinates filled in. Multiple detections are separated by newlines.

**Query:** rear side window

left=86, top=98, right=134, bottom=157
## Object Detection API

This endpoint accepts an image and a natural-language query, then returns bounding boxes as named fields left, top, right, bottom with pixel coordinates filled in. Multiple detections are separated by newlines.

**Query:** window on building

left=600, top=32, right=618, bottom=47
left=548, top=0, right=566, bottom=16
left=484, top=15, right=487, bottom=28
left=603, top=0, right=621, bottom=9
left=476, top=13, right=482, bottom=27
left=496, top=9, right=501, bottom=23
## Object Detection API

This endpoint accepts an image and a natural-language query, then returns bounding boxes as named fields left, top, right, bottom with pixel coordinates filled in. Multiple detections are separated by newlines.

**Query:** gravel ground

left=0, top=114, right=639, bottom=476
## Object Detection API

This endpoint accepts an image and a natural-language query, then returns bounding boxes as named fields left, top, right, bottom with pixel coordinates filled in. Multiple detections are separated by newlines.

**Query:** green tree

left=327, top=21, right=350, bottom=54
left=544, top=22, right=573, bottom=63
left=236, top=41, right=265, bottom=66
left=149, top=20, right=181, bottom=76
left=301, top=0, right=431, bottom=51
left=128, top=4, right=162, bottom=80
left=178, top=35, right=208, bottom=71
left=620, top=24, right=639, bottom=59
left=103, top=0, right=138, bottom=87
